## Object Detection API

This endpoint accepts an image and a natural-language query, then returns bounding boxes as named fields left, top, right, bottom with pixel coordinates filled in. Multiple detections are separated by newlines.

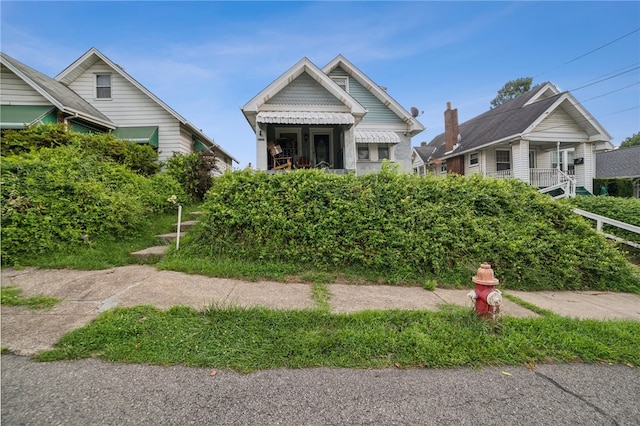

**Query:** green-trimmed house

left=242, top=55, right=425, bottom=173
left=413, top=83, right=613, bottom=197
left=1, top=49, right=237, bottom=173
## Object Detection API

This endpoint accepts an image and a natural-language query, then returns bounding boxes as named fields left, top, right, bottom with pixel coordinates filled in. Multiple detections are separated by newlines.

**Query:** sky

left=1, top=1, right=639, bottom=168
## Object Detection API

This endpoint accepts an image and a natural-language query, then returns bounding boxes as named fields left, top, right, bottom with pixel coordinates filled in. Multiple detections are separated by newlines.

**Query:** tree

left=490, top=77, right=533, bottom=109
left=619, top=132, right=640, bottom=148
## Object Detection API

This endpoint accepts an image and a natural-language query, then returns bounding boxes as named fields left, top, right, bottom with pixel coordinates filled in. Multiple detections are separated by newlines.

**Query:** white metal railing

left=573, top=208, right=640, bottom=248
left=485, top=170, right=513, bottom=179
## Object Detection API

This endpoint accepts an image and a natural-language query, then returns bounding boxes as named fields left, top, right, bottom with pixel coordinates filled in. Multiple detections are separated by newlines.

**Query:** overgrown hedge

left=565, top=196, right=640, bottom=245
left=187, top=167, right=639, bottom=292
left=1, top=131, right=187, bottom=264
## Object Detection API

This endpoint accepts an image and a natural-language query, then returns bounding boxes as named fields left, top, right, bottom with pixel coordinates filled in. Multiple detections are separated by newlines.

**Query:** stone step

left=130, top=245, right=168, bottom=260
left=190, top=211, right=203, bottom=217
left=155, top=232, right=186, bottom=245
left=173, top=220, right=198, bottom=231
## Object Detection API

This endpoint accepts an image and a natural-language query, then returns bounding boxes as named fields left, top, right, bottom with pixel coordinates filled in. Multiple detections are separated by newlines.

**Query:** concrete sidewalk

left=2, top=265, right=640, bottom=356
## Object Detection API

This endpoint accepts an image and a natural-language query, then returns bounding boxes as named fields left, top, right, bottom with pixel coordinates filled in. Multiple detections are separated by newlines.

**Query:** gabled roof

left=322, top=55, right=425, bottom=136
left=425, top=82, right=611, bottom=161
left=596, top=145, right=640, bottom=179
left=0, top=52, right=115, bottom=129
left=56, top=48, right=237, bottom=163
left=412, top=144, right=437, bottom=164
left=242, top=56, right=367, bottom=129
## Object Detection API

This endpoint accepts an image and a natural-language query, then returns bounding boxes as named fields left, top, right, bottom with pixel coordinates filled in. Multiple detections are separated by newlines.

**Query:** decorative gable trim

left=242, top=57, right=366, bottom=129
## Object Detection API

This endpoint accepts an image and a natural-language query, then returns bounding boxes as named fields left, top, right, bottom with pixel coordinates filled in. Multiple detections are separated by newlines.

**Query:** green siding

left=328, top=67, right=404, bottom=125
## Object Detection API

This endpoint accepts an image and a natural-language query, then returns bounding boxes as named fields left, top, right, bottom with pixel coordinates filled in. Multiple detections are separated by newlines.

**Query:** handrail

left=573, top=208, right=640, bottom=248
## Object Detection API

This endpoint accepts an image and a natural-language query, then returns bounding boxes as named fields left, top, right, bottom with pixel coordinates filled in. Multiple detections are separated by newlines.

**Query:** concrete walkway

left=2, top=265, right=639, bottom=356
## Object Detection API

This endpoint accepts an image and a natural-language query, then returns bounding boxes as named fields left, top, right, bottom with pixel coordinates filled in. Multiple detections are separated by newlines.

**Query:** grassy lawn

left=1, top=286, right=60, bottom=310
left=8, top=204, right=202, bottom=270
left=35, top=304, right=640, bottom=373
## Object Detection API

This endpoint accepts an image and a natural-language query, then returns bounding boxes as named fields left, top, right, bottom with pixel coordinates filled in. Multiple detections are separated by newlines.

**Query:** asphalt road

left=2, top=355, right=639, bottom=425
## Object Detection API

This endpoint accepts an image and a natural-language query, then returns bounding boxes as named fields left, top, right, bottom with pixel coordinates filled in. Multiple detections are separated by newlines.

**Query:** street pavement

left=2, top=265, right=640, bottom=425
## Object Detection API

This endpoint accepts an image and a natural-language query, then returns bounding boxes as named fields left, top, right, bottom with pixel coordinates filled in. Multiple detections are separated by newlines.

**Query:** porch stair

left=575, top=186, right=593, bottom=196
left=130, top=211, right=201, bottom=260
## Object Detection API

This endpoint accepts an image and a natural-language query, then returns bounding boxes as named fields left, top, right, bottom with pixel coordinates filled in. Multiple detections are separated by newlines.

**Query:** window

left=378, top=145, right=390, bottom=160
left=331, top=77, right=348, bottom=92
left=96, top=74, right=111, bottom=99
left=469, top=152, right=479, bottom=166
left=495, top=150, right=511, bottom=171
left=440, top=162, right=447, bottom=173
left=551, top=149, right=575, bottom=174
left=357, top=145, right=369, bottom=160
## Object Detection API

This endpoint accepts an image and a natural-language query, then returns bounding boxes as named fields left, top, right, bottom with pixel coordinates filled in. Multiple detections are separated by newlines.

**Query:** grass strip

left=502, top=293, right=556, bottom=317
left=35, top=305, right=640, bottom=373
left=1, top=286, right=59, bottom=310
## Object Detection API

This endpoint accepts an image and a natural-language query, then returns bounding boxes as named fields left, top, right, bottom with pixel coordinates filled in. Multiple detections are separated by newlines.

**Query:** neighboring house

left=242, top=55, right=425, bottom=173
left=413, top=83, right=613, bottom=196
left=1, top=49, right=237, bottom=173
left=596, top=145, right=640, bottom=198
left=412, top=142, right=436, bottom=176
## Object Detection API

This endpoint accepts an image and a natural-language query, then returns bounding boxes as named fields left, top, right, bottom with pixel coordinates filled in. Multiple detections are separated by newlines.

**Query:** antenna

left=411, top=107, right=423, bottom=118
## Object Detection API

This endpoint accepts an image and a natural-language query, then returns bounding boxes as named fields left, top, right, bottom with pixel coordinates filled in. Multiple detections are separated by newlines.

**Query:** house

left=241, top=55, right=424, bottom=173
left=1, top=49, right=237, bottom=173
left=413, top=82, right=613, bottom=196
left=596, top=145, right=640, bottom=198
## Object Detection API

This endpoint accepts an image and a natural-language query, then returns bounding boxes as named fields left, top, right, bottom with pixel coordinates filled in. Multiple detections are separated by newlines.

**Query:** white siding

left=512, top=139, right=530, bottom=182
left=528, top=108, right=588, bottom=141
left=65, top=60, right=185, bottom=161
left=1, top=66, right=51, bottom=105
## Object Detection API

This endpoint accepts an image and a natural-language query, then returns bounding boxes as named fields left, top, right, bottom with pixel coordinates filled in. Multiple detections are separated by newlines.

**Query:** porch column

left=256, top=124, right=268, bottom=170
left=574, top=142, right=592, bottom=193
left=344, top=127, right=356, bottom=171
left=511, top=139, right=530, bottom=183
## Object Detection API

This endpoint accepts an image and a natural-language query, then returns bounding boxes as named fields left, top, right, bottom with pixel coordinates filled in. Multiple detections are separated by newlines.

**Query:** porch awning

left=256, top=111, right=354, bottom=125
left=355, top=130, right=401, bottom=144
left=0, top=105, right=57, bottom=129
left=113, top=126, right=159, bottom=147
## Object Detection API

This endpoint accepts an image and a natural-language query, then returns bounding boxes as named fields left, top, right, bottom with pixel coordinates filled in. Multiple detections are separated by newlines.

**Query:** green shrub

left=565, top=196, right=640, bottom=244
left=594, top=178, right=635, bottom=198
left=1, top=124, right=159, bottom=176
left=163, top=152, right=219, bottom=202
left=0, top=145, right=168, bottom=264
left=184, top=167, right=639, bottom=292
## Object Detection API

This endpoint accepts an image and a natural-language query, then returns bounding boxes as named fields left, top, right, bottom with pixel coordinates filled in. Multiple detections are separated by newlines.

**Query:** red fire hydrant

left=467, top=263, right=502, bottom=318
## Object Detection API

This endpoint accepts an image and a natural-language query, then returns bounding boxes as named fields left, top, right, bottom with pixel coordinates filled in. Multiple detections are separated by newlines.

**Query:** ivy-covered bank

left=184, top=167, right=639, bottom=292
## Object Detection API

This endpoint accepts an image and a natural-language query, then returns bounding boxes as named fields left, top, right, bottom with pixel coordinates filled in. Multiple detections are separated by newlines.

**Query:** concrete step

left=173, top=220, right=198, bottom=231
left=155, top=232, right=186, bottom=244
left=190, top=211, right=203, bottom=217
left=130, top=245, right=168, bottom=260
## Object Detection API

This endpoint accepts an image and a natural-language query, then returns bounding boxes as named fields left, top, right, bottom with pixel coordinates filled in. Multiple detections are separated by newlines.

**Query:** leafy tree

left=619, top=132, right=640, bottom=148
left=164, top=152, right=219, bottom=202
left=490, top=77, right=533, bottom=109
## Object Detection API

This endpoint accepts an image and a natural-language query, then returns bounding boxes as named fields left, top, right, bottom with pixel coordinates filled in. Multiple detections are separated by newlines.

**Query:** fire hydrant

left=467, top=263, right=502, bottom=318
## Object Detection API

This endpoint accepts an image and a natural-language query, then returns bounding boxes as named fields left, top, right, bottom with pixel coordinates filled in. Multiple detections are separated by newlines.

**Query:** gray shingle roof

left=596, top=145, right=640, bottom=179
left=1, top=52, right=113, bottom=126
left=425, top=83, right=561, bottom=159
left=413, top=144, right=436, bottom=162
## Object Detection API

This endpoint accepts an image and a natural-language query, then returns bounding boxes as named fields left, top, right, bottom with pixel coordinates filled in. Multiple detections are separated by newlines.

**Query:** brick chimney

left=444, top=102, right=459, bottom=153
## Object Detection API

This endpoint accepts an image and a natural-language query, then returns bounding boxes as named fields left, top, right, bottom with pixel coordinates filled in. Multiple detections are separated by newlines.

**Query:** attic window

left=332, top=76, right=348, bottom=92
left=96, top=74, right=111, bottom=99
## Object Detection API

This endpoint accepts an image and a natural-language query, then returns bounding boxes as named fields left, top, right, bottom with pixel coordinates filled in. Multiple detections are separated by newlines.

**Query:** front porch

left=488, top=168, right=577, bottom=198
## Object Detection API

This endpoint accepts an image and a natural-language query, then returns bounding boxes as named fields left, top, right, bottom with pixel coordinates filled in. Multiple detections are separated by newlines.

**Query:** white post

left=176, top=204, right=182, bottom=250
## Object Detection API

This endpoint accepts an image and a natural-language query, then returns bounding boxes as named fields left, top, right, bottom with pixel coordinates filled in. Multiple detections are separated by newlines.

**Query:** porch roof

left=256, top=111, right=354, bottom=125
left=355, top=130, right=400, bottom=144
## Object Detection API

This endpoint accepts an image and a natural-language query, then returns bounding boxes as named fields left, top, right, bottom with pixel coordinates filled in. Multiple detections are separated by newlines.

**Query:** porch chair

left=268, top=141, right=292, bottom=170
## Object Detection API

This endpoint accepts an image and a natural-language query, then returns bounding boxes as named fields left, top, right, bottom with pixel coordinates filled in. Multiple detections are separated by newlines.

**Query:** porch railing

left=530, top=168, right=575, bottom=187
left=573, top=208, right=640, bottom=249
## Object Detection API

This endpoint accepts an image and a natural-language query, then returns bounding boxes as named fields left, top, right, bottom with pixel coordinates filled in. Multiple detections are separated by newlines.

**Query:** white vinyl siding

left=66, top=60, right=186, bottom=160
left=1, top=65, right=51, bottom=105
left=528, top=108, right=589, bottom=141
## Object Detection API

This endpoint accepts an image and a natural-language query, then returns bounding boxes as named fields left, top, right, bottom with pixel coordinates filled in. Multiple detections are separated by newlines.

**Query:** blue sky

left=1, top=1, right=639, bottom=168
